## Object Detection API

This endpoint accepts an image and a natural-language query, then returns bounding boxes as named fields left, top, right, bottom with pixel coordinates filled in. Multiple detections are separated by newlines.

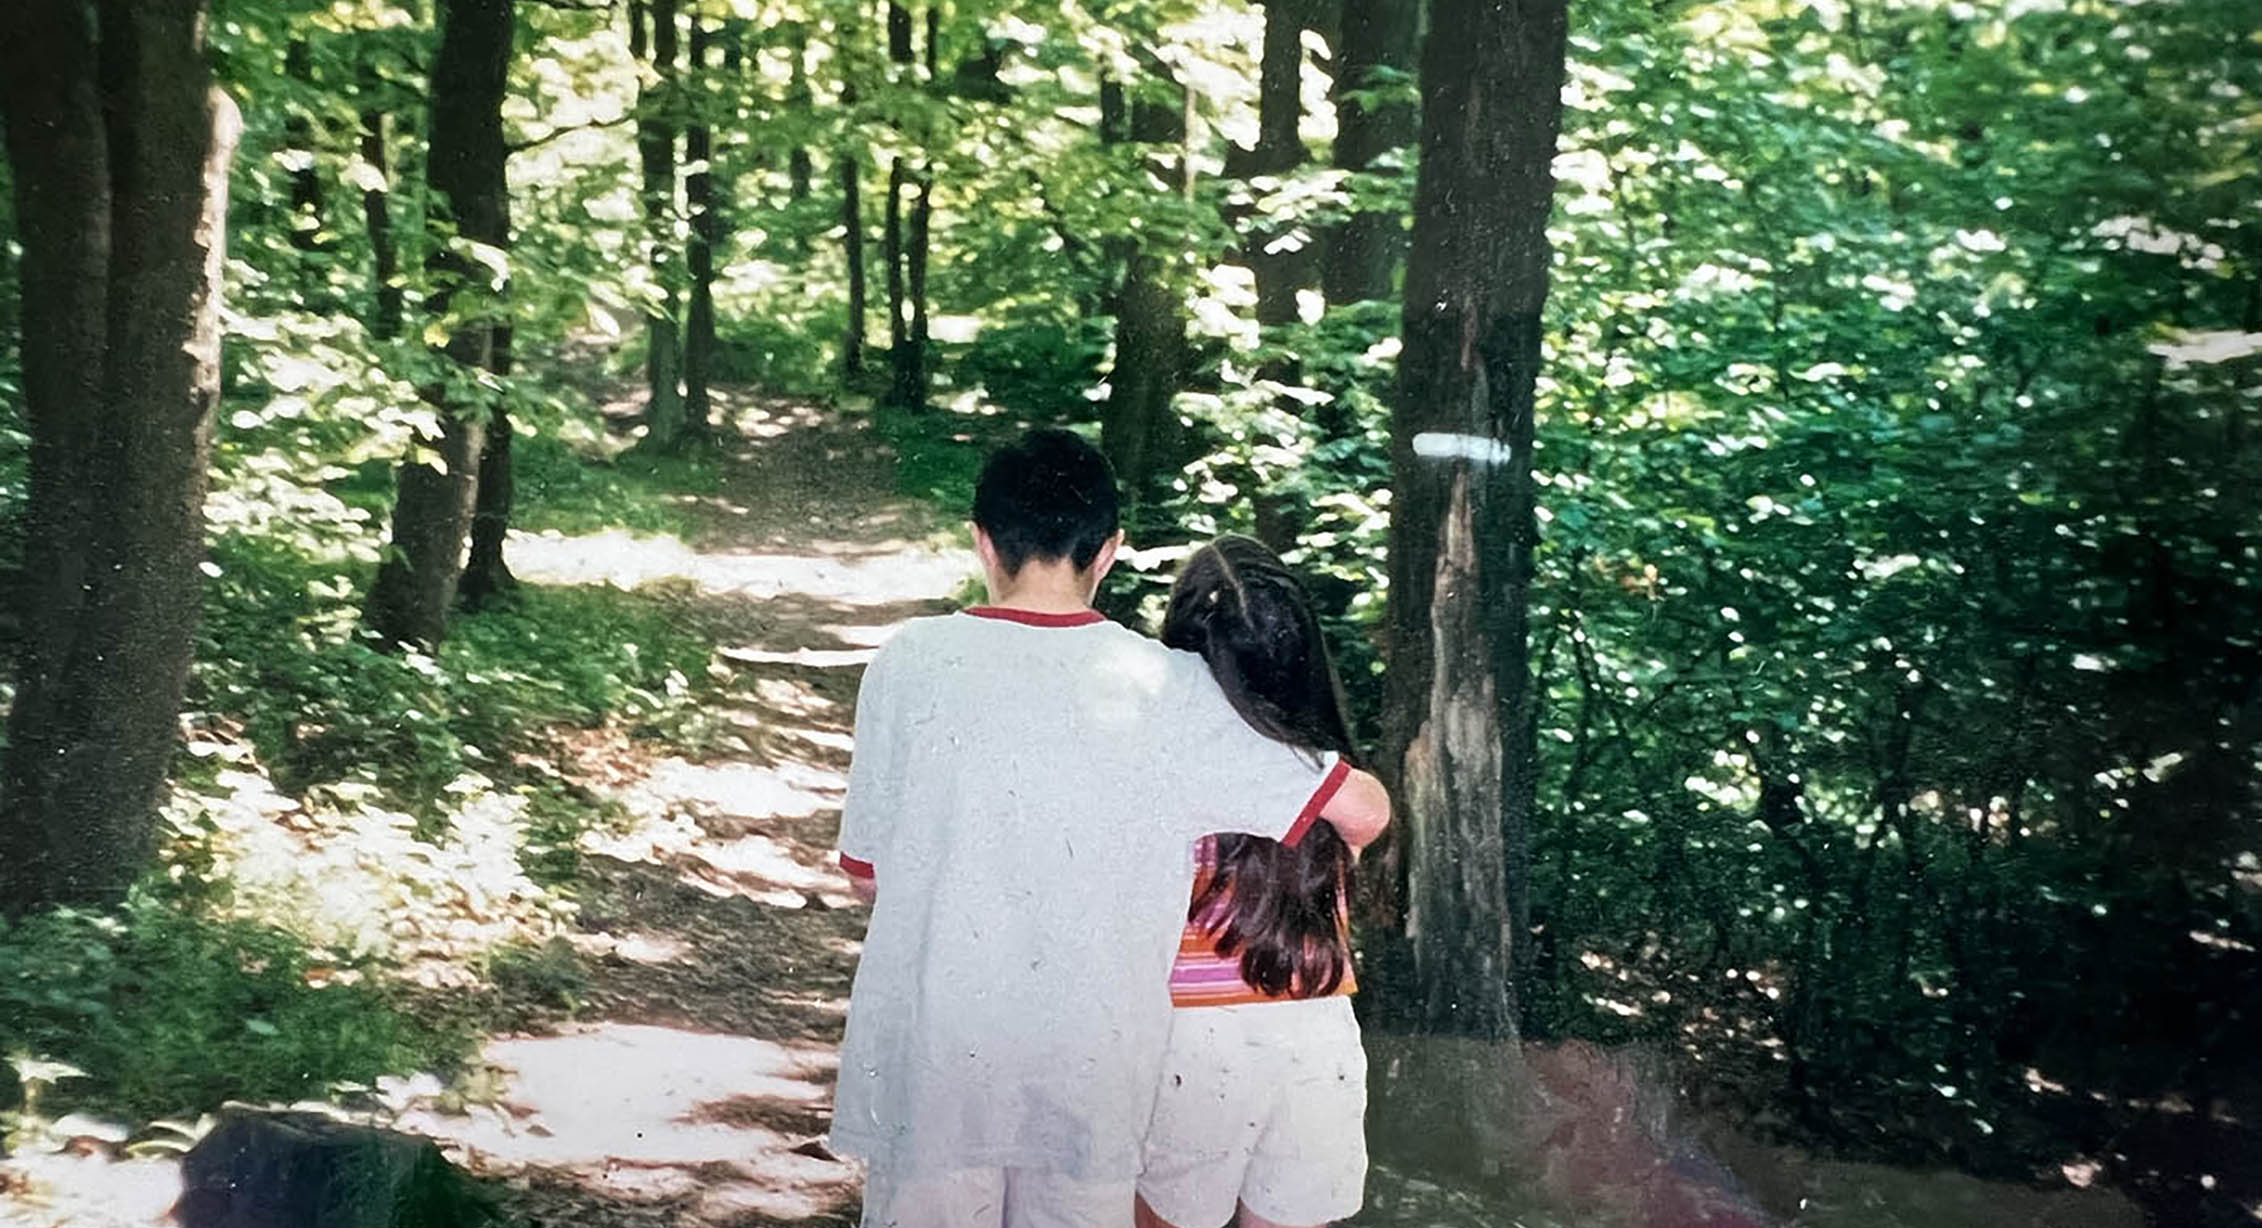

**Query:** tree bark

left=842, top=149, right=866, bottom=375
left=1379, top=0, right=1568, bottom=1042
left=363, top=0, right=513, bottom=648
left=840, top=23, right=867, bottom=378
left=787, top=24, right=812, bottom=201
left=457, top=326, right=516, bottom=610
left=1099, top=70, right=1190, bottom=498
left=1323, top=0, right=1417, bottom=304
left=887, top=0, right=913, bottom=66
left=880, top=4, right=928, bottom=409
left=904, top=171, right=931, bottom=403
left=1366, top=0, right=1567, bottom=1170
left=634, top=0, right=687, bottom=449
left=1248, top=0, right=1313, bottom=328
left=0, top=0, right=240, bottom=912
left=883, top=154, right=907, bottom=389
left=358, top=61, right=404, bottom=340
left=1102, top=246, right=1184, bottom=494
left=684, top=14, right=718, bottom=433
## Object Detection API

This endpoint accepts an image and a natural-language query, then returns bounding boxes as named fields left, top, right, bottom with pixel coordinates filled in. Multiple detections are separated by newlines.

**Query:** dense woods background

left=0, top=0, right=2256, bottom=1224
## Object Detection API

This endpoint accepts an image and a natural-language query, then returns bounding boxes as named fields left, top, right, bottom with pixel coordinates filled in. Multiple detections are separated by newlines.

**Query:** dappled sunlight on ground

left=0, top=1151, right=181, bottom=1228
left=391, top=1023, right=856, bottom=1222
left=508, top=528, right=973, bottom=610
left=452, top=396, right=958, bottom=1224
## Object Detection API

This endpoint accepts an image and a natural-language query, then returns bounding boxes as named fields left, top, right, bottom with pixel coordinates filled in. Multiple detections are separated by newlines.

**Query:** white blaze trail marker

left=1412, top=432, right=1516, bottom=466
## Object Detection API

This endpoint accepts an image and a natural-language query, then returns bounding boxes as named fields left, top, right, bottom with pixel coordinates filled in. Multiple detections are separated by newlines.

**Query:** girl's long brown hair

left=1163, top=535, right=1358, bottom=998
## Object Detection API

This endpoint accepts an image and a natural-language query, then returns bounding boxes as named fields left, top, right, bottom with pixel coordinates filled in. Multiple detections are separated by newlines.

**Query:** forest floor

left=0, top=392, right=2178, bottom=1228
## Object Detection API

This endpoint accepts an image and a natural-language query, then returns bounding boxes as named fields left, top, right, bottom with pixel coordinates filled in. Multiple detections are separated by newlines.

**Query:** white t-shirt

left=831, top=607, right=1346, bottom=1180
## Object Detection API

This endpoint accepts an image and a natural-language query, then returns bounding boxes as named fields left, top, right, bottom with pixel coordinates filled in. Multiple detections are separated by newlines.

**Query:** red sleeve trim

left=1281, top=758, right=1353, bottom=849
left=839, top=853, right=876, bottom=879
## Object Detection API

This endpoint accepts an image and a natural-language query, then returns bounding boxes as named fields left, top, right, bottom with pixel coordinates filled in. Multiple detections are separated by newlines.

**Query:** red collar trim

left=963, top=606, right=1108, bottom=628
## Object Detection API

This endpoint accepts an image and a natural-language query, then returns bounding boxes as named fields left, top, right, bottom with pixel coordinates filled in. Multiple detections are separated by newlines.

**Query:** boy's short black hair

left=972, top=428, right=1120, bottom=576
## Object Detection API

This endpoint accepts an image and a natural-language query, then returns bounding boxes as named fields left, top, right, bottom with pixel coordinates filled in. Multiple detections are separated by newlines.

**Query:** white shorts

left=862, top=1164, right=1137, bottom=1228
left=1137, top=996, right=1369, bottom=1227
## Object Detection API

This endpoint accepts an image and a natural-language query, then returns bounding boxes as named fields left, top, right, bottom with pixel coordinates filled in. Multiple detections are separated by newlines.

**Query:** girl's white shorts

left=1137, top=995, right=1369, bottom=1227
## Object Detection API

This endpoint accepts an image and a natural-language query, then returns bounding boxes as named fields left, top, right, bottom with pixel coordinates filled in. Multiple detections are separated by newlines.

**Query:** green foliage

left=0, top=898, right=463, bottom=1123
left=511, top=432, right=724, bottom=539
left=709, top=319, right=840, bottom=397
left=871, top=399, right=1009, bottom=516
left=198, top=532, right=717, bottom=816
left=1117, top=302, right=1399, bottom=736
left=485, top=935, right=588, bottom=1015
left=955, top=313, right=1113, bottom=417
left=1510, top=0, right=2262, bottom=1184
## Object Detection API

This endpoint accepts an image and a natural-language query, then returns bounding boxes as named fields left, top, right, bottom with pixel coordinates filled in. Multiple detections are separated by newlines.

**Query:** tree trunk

left=457, top=326, right=516, bottom=611
left=0, top=0, right=240, bottom=912
left=842, top=149, right=866, bottom=375
left=787, top=24, right=813, bottom=200
left=362, top=0, right=513, bottom=648
left=883, top=154, right=907, bottom=398
left=904, top=171, right=931, bottom=404
left=358, top=62, right=404, bottom=341
left=1102, top=247, right=1183, bottom=494
left=634, top=0, right=687, bottom=449
left=1099, top=71, right=1190, bottom=498
left=1371, top=0, right=1568, bottom=1155
left=284, top=38, right=326, bottom=260
left=839, top=24, right=867, bottom=378
left=1248, top=0, right=1312, bottom=328
left=879, top=2, right=926, bottom=410
left=1323, top=0, right=1417, bottom=304
left=885, top=162, right=930, bottom=409
left=887, top=1, right=913, bottom=66
left=684, top=14, right=718, bottom=433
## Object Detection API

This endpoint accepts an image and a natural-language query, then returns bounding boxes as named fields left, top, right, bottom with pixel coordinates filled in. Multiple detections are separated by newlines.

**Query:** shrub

left=0, top=898, right=464, bottom=1123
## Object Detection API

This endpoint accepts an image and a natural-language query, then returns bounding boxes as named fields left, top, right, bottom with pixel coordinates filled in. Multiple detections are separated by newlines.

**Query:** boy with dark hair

left=833, top=428, right=1389, bottom=1228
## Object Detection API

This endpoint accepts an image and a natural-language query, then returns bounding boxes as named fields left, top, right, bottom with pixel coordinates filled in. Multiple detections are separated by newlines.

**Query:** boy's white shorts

left=861, top=1163, right=1137, bottom=1228
left=1137, top=996, right=1369, bottom=1227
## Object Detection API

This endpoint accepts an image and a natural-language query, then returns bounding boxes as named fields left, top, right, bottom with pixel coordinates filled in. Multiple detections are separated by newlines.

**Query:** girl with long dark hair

left=1137, top=535, right=1386, bottom=1228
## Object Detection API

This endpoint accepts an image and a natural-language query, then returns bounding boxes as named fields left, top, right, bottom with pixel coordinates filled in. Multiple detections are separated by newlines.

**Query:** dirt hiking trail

left=447, top=394, right=974, bottom=1225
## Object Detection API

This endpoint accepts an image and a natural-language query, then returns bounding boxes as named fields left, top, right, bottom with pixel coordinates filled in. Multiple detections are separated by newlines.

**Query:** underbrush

left=511, top=430, right=725, bottom=540
left=198, top=517, right=718, bottom=819
left=0, top=896, right=468, bottom=1127
left=870, top=395, right=1025, bottom=517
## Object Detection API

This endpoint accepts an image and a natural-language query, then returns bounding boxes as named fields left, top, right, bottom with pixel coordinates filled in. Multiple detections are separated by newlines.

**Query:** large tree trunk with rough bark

left=363, top=0, right=513, bottom=647
left=634, top=0, right=687, bottom=448
left=0, top=0, right=240, bottom=912
left=1324, top=0, right=1417, bottom=304
left=1368, top=0, right=1568, bottom=1171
